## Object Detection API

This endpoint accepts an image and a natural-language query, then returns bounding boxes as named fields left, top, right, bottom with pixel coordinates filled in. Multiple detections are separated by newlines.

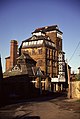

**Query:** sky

left=0, top=0, right=80, bottom=73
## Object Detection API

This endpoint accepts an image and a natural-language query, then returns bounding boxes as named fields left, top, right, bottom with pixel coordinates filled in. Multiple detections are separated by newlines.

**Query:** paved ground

left=0, top=96, right=80, bottom=119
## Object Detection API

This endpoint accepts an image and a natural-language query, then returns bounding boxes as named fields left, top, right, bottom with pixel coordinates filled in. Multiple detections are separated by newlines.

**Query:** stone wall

left=70, top=81, right=80, bottom=99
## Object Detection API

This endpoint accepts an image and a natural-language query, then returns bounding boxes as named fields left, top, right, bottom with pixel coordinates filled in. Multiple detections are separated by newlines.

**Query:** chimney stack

left=10, top=40, right=18, bottom=68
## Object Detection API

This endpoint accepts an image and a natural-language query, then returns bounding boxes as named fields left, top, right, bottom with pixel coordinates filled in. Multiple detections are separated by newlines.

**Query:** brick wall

left=5, top=57, right=10, bottom=71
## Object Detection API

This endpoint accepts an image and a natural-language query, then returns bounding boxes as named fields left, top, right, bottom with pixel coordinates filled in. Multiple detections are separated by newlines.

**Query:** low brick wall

left=70, top=81, right=80, bottom=99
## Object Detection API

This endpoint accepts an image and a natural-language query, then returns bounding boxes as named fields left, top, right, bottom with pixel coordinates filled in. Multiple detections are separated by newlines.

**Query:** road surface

left=0, top=96, right=80, bottom=119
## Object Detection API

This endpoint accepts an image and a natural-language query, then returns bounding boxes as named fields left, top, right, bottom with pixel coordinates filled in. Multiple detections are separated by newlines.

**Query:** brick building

left=20, top=25, right=66, bottom=91
left=5, top=25, right=66, bottom=92
left=21, top=25, right=65, bottom=77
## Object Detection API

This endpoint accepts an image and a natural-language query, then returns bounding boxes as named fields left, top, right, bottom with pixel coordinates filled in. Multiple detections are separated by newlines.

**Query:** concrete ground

left=0, top=95, right=80, bottom=119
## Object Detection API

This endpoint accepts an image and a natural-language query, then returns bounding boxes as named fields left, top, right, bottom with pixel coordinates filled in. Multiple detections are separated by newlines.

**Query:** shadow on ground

left=0, top=92, right=67, bottom=108
left=13, top=115, right=40, bottom=119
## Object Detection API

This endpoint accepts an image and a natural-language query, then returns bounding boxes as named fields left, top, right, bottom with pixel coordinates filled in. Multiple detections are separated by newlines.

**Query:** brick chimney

left=10, top=40, right=18, bottom=68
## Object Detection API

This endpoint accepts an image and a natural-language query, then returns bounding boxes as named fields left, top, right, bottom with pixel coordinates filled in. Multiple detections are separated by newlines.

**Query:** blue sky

left=0, top=0, right=80, bottom=73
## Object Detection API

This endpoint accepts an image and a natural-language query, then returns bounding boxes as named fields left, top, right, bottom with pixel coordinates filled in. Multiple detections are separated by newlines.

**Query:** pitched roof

left=32, top=25, right=63, bottom=34
left=22, top=34, right=52, bottom=43
left=32, top=67, right=44, bottom=77
left=17, top=53, right=36, bottom=63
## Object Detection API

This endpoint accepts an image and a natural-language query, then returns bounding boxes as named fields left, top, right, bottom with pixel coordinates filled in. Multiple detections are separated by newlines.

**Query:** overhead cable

left=69, top=41, right=80, bottom=62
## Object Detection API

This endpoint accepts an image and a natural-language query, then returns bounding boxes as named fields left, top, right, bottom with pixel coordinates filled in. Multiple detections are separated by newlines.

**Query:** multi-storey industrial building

left=4, top=25, right=66, bottom=92
left=21, top=25, right=65, bottom=80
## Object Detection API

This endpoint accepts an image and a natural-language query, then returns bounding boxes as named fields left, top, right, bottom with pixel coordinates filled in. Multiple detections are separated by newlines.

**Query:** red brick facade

left=5, top=40, right=18, bottom=71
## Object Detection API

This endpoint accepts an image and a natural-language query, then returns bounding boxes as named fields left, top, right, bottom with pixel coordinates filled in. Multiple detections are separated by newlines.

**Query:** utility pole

left=0, top=54, right=3, bottom=80
left=66, top=59, right=71, bottom=98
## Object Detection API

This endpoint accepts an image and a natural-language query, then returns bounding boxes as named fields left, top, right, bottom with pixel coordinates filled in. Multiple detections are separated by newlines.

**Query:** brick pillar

left=10, top=40, right=18, bottom=69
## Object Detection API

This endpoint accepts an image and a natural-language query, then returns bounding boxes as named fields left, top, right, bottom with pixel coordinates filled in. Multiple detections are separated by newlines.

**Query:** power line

left=69, top=41, right=80, bottom=62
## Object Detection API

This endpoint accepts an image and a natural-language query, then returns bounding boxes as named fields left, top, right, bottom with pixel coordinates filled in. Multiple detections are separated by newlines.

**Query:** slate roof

left=4, top=53, right=37, bottom=78
left=22, top=34, right=54, bottom=44
left=17, top=53, right=36, bottom=64
left=32, top=25, right=63, bottom=34
left=22, top=25, right=62, bottom=44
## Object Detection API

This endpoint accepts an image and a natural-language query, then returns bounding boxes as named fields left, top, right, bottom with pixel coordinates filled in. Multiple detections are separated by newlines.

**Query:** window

left=46, top=48, right=50, bottom=57
left=47, top=60, right=50, bottom=66
left=32, top=49, right=35, bottom=55
left=59, top=64, right=63, bottom=71
left=58, top=54, right=62, bottom=61
left=53, top=50, right=55, bottom=59
left=38, top=48, right=42, bottom=54
left=53, top=62, right=56, bottom=67
left=46, top=66, right=50, bottom=74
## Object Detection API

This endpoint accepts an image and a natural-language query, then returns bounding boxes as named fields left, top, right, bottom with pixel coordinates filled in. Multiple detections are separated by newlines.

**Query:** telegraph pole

left=66, top=59, right=71, bottom=98
left=0, top=54, right=3, bottom=80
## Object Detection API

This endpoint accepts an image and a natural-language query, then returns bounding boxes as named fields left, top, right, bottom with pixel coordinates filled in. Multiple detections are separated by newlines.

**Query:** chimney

left=10, top=40, right=18, bottom=68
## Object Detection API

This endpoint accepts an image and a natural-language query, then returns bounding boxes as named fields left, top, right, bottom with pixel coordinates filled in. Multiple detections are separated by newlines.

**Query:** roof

left=32, top=67, right=44, bottom=77
left=22, top=34, right=53, bottom=44
left=4, top=54, right=36, bottom=77
left=3, top=65, right=23, bottom=77
left=59, top=50, right=65, bottom=54
left=17, top=53, right=36, bottom=63
left=32, top=25, right=63, bottom=34
left=5, top=56, right=10, bottom=59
